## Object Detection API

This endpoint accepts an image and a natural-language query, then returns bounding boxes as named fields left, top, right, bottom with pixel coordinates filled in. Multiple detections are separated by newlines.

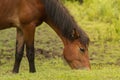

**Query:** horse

left=0, top=0, right=90, bottom=73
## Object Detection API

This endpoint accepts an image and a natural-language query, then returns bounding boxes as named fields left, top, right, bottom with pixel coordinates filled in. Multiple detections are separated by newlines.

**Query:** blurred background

left=0, top=0, right=120, bottom=67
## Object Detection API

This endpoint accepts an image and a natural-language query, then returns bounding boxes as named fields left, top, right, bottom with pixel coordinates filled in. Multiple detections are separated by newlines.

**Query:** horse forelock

left=77, top=28, right=90, bottom=47
left=41, top=0, right=89, bottom=46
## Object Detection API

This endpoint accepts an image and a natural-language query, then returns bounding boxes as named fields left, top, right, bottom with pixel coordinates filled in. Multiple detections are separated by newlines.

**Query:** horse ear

left=72, top=28, right=80, bottom=39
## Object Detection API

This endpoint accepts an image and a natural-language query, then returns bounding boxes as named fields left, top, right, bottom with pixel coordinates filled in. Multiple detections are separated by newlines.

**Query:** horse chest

left=19, top=0, right=45, bottom=25
left=0, top=16, right=19, bottom=30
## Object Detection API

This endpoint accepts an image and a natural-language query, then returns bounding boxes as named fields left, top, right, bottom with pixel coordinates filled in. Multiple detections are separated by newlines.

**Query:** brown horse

left=0, top=0, right=90, bottom=73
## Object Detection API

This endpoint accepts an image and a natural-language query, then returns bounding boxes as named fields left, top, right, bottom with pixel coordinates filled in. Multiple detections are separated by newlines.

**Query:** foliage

left=65, top=0, right=120, bottom=41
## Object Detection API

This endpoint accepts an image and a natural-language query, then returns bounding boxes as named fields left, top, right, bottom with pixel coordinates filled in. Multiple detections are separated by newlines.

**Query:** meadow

left=0, top=0, right=120, bottom=80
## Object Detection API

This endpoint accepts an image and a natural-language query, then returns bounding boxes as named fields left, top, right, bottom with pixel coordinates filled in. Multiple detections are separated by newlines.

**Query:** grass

left=0, top=0, right=120, bottom=80
left=0, top=58, right=120, bottom=80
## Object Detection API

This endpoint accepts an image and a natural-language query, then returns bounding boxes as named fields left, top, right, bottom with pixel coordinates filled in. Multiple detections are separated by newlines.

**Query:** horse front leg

left=13, top=28, right=25, bottom=73
left=23, top=23, right=36, bottom=73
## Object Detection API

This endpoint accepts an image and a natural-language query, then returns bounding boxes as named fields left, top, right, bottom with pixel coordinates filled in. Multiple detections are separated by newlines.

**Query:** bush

left=64, top=0, right=120, bottom=41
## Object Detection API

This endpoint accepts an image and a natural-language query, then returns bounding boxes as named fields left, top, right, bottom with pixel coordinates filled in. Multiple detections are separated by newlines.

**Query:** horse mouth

left=72, top=66, right=90, bottom=70
left=68, top=60, right=91, bottom=70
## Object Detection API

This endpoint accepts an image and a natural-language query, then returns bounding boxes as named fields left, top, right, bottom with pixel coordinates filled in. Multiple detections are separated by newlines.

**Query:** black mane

left=42, top=0, right=89, bottom=46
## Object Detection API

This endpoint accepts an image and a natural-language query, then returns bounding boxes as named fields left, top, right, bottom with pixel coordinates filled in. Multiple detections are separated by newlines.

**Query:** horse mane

left=42, top=0, right=89, bottom=46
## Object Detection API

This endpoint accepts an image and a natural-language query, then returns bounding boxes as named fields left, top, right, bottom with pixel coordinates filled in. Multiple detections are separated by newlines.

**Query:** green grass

left=0, top=0, right=120, bottom=80
left=65, top=0, right=120, bottom=40
left=0, top=58, right=120, bottom=80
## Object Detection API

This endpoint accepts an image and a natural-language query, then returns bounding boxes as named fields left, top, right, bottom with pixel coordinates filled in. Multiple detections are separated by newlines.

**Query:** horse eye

left=80, top=48, right=85, bottom=53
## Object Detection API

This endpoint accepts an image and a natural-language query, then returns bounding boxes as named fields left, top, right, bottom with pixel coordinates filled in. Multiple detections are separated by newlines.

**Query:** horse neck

left=45, top=18, right=71, bottom=46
